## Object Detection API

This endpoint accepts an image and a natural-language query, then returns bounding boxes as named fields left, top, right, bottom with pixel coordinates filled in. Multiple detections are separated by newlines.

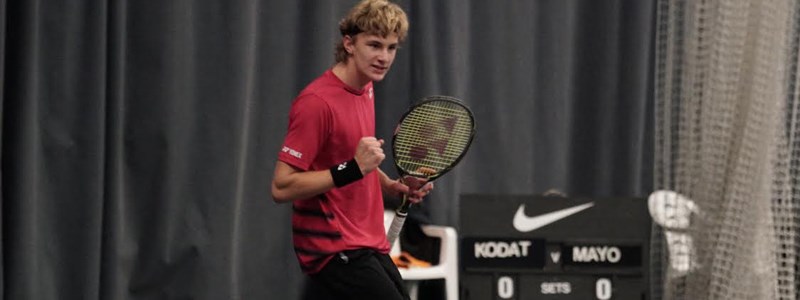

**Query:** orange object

left=391, top=254, right=408, bottom=268
left=394, top=251, right=431, bottom=269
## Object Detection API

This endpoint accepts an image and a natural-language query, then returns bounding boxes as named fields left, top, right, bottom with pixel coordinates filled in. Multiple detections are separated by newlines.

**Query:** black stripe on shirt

left=292, top=227, right=342, bottom=239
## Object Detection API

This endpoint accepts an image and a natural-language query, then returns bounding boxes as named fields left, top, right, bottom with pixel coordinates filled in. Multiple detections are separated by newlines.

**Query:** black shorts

left=302, top=249, right=409, bottom=300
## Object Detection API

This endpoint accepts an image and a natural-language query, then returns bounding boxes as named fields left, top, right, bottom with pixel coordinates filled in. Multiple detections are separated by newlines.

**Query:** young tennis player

left=271, top=1, right=432, bottom=299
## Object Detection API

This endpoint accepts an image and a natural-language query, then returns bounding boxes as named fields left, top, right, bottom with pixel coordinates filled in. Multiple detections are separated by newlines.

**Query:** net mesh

left=653, top=0, right=800, bottom=299
left=393, top=97, right=474, bottom=179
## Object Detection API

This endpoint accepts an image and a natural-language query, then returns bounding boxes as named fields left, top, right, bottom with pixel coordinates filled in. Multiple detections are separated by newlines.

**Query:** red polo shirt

left=278, top=70, right=389, bottom=274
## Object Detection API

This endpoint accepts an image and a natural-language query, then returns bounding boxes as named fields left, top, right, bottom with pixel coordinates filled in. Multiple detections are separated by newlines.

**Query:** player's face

left=346, top=33, right=399, bottom=83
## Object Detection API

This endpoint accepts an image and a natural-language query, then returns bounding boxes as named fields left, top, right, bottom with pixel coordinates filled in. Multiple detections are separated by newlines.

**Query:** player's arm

left=378, top=169, right=406, bottom=199
left=271, top=161, right=336, bottom=203
left=272, top=137, right=386, bottom=203
left=377, top=169, right=433, bottom=204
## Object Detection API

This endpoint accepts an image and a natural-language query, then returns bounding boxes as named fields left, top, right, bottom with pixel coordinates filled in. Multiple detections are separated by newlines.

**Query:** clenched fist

left=353, top=137, right=385, bottom=175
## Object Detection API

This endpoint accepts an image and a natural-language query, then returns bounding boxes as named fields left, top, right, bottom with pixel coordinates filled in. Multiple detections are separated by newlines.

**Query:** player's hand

left=399, top=176, right=434, bottom=204
left=354, top=137, right=385, bottom=175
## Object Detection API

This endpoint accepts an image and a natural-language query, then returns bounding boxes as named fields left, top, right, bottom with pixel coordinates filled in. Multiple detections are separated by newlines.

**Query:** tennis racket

left=386, top=95, right=476, bottom=246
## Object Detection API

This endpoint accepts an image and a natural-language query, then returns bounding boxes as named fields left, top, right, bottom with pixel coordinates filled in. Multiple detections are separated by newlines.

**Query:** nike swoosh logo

left=513, top=202, right=595, bottom=232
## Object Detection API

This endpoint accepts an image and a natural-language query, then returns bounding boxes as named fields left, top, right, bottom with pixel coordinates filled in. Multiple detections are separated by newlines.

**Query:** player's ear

left=343, top=35, right=355, bottom=54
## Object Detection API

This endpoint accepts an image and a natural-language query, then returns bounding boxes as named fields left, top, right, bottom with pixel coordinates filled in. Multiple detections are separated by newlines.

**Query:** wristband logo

left=338, top=162, right=348, bottom=171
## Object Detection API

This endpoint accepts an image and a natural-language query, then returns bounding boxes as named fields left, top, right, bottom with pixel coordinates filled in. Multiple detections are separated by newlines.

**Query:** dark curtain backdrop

left=0, top=0, right=655, bottom=299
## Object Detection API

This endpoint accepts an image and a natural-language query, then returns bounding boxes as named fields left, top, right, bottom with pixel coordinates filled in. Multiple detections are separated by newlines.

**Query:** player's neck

left=332, top=62, right=370, bottom=90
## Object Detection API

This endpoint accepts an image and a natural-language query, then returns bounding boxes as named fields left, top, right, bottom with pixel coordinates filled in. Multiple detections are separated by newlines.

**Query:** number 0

left=595, top=278, right=612, bottom=300
left=497, top=276, right=514, bottom=299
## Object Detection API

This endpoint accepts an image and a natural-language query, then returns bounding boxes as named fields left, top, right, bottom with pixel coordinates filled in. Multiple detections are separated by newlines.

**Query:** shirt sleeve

left=278, top=93, right=331, bottom=171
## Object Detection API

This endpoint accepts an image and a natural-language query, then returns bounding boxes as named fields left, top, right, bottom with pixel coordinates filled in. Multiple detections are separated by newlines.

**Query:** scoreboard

left=459, top=195, right=650, bottom=300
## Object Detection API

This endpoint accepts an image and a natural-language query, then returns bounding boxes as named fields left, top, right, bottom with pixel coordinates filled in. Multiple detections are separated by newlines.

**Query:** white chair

left=384, top=211, right=459, bottom=300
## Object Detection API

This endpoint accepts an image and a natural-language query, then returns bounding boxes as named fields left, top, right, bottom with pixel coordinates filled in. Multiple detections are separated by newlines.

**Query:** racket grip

left=386, top=210, right=408, bottom=247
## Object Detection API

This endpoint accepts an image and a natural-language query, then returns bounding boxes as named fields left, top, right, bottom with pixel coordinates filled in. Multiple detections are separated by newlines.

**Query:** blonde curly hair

left=334, top=0, right=409, bottom=63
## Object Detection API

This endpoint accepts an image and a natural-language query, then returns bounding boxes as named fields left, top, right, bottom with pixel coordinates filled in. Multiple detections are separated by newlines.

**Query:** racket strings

left=394, top=130, right=470, bottom=162
left=394, top=100, right=474, bottom=177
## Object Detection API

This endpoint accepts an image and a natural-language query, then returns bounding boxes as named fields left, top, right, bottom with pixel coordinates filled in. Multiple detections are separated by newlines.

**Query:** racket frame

left=386, top=95, right=475, bottom=246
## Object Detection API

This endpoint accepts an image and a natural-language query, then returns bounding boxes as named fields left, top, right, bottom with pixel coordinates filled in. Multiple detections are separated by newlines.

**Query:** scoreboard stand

left=459, top=194, right=650, bottom=300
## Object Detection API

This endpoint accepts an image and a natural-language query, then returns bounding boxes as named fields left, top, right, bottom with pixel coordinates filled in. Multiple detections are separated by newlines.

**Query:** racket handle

left=386, top=210, right=408, bottom=247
